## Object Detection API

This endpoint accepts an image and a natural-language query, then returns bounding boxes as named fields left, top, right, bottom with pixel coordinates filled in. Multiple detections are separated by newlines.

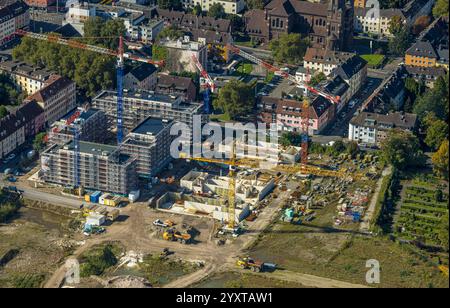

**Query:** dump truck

left=236, top=257, right=276, bottom=273
left=162, top=228, right=191, bottom=244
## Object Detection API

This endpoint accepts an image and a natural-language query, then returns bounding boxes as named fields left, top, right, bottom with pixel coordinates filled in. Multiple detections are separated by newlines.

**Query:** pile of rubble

left=334, top=187, right=372, bottom=226
left=117, top=251, right=144, bottom=268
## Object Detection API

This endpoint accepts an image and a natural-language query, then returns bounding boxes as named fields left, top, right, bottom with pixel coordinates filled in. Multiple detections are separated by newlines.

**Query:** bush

left=79, top=245, right=118, bottom=278
left=11, top=273, right=45, bottom=288
left=0, top=202, right=21, bottom=223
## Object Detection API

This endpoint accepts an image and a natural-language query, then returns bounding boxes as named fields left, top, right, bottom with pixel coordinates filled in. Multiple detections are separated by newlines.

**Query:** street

left=321, top=76, right=382, bottom=138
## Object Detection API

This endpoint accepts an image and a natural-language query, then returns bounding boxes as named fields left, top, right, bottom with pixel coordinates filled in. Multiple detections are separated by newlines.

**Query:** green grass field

left=361, top=54, right=385, bottom=68
left=234, top=62, right=253, bottom=76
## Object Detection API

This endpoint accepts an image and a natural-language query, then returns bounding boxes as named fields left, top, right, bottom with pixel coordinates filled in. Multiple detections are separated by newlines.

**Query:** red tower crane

left=227, top=44, right=340, bottom=165
left=192, top=54, right=215, bottom=113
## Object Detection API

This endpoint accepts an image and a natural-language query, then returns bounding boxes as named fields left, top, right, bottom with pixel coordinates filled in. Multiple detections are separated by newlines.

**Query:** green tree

left=83, top=17, right=126, bottom=50
left=80, top=245, right=118, bottom=278
left=413, top=75, right=449, bottom=121
left=346, top=141, right=359, bottom=159
left=247, top=0, right=266, bottom=9
left=207, top=3, right=226, bottom=19
left=424, top=113, right=449, bottom=150
left=152, top=45, right=168, bottom=61
left=33, top=132, right=47, bottom=152
left=326, top=140, right=346, bottom=157
left=213, top=80, right=254, bottom=120
left=157, top=0, right=182, bottom=10
left=280, top=132, right=302, bottom=147
left=192, top=3, right=202, bottom=16
left=388, top=28, right=410, bottom=56
left=308, top=72, right=327, bottom=86
left=157, top=26, right=185, bottom=40
left=228, top=15, right=244, bottom=33
left=380, top=129, right=425, bottom=170
left=0, top=106, right=8, bottom=119
left=13, top=36, right=116, bottom=98
left=0, top=73, right=23, bottom=105
left=389, top=15, right=404, bottom=35
left=269, top=33, right=309, bottom=65
left=433, top=0, right=449, bottom=17
left=432, top=139, right=449, bottom=180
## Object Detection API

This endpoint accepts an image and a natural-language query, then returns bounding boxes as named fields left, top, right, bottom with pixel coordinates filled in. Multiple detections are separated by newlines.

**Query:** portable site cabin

left=90, top=191, right=102, bottom=204
left=107, top=209, right=120, bottom=221
left=86, top=213, right=106, bottom=226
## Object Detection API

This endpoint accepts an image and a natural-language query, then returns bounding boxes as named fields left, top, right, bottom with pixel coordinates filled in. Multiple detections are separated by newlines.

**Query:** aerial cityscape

left=0, top=0, right=448, bottom=292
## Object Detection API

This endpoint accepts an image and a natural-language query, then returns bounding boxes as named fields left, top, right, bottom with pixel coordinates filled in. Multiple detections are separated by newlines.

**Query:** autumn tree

left=389, top=15, right=404, bottom=35
left=412, top=15, right=431, bottom=35
left=433, top=0, right=449, bottom=17
left=424, top=113, right=449, bottom=150
left=432, top=139, right=449, bottom=180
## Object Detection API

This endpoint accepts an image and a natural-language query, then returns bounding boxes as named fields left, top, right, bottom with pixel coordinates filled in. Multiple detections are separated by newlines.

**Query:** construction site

left=1, top=15, right=448, bottom=289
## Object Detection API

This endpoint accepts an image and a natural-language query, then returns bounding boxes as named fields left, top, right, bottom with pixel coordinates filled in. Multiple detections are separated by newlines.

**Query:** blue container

left=90, top=191, right=102, bottom=203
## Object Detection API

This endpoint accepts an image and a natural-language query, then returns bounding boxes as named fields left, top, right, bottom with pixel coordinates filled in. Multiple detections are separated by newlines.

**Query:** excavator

left=162, top=228, right=191, bottom=244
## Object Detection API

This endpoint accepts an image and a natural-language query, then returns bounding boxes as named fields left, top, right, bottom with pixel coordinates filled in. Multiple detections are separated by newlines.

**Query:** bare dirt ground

left=43, top=182, right=371, bottom=289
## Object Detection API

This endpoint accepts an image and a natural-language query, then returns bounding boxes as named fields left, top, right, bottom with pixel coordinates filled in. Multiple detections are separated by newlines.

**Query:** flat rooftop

left=73, top=141, right=117, bottom=156
left=132, top=117, right=172, bottom=135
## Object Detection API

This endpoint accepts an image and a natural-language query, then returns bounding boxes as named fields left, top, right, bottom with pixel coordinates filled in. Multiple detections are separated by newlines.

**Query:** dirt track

left=44, top=184, right=371, bottom=289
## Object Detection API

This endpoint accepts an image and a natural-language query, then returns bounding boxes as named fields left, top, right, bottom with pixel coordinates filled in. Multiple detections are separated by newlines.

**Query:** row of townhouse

left=257, top=95, right=335, bottom=135
left=0, top=60, right=53, bottom=95
left=299, top=47, right=368, bottom=112
left=0, top=0, right=30, bottom=47
left=0, top=100, right=45, bottom=159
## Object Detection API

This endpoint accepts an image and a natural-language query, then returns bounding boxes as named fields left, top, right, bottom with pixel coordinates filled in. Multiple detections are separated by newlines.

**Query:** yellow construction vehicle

left=438, top=265, right=449, bottom=277
left=236, top=257, right=265, bottom=272
left=162, top=228, right=191, bottom=244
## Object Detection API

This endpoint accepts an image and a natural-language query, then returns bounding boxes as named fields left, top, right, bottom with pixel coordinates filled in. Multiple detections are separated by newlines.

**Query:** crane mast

left=227, top=44, right=341, bottom=165
left=192, top=54, right=215, bottom=114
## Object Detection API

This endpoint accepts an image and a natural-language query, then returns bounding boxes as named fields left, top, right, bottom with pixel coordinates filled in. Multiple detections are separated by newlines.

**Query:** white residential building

left=354, top=7, right=406, bottom=37
left=303, top=47, right=355, bottom=76
left=348, top=112, right=417, bottom=146
left=182, top=0, right=245, bottom=15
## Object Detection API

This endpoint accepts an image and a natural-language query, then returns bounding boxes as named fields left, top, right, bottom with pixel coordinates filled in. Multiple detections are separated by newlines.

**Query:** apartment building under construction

left=49, top=107, right=108, bottom=145
left=91, top=90, right=207, bottom=139
left=121, top=117, right=174, bottom=178
left=40, top=141, right=138, bottom=195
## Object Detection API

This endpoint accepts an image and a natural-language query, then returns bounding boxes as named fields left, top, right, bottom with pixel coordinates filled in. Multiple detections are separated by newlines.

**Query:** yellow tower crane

left=180, top=140, right=362, bottom=234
